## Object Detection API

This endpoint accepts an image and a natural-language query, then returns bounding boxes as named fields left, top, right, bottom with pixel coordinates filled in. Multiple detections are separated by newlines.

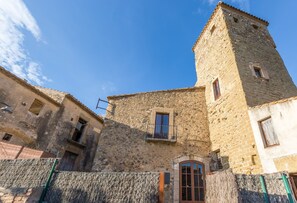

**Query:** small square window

left=213, top=79, right=221, bottom=100
left=254, top=67, right=262, bottom=78
left=252, top=24, right=259, bottom=30
left=233, top=17, right=238, bottom=23
left=2, top=133, right=12, bottom=141
left=259, top=117, right=279, bottom=147
left=28, top=99, right=44, bottom=115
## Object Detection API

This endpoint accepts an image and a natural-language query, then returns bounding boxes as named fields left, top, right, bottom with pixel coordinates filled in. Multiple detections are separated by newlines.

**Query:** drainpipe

left=259, top=175, right=270, bottom=203
left=281, top=173, right=294, bottom=203
left=39, top=159, right=58, bottom=203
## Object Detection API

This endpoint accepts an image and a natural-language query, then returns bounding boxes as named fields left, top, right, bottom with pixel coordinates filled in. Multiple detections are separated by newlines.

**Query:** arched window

left=179, top=160, right=205, bottom=203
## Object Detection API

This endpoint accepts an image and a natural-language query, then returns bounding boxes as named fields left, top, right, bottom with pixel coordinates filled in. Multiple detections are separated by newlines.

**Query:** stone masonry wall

left=0, top=159, right=56, bottom=203
left=92, top=87, right=210, bottom=202
left=0, top=68, right=103, bottom=171
left=206, top=170, right=292, bottom=203
left=223, top=8, right=297, bottom=107
left=93, top=87, right=210, bottom=172
left=0, top=71, right=60, bottom=148
left=46, top=97, right=103, bottom=171
left=45, top=172, right=160, bottom=203
left=194, top=7, right=262, bottom=173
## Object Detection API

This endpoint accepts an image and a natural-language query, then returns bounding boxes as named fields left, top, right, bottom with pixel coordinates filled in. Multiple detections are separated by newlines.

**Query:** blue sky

left=0, top=0, right=296, bottom=114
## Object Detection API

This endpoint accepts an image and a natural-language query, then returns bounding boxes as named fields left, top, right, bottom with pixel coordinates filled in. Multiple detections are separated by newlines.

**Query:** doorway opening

left=179, top=160, right=205, bottom=203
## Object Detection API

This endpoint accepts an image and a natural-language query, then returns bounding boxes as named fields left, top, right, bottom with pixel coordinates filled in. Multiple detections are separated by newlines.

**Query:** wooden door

left=180, top=161, right=205, bottom=203
left=59, top=151, right=78, bottom=171
left=290, top=174, right=297, bottom=199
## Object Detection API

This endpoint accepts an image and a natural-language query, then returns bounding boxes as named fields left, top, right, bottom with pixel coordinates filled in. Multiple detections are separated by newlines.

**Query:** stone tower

left=193, top=2, right=297, bottom=173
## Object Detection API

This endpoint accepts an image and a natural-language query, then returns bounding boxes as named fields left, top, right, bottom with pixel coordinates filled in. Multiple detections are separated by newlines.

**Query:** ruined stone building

left=0, top=66, right=104, bottom=171
left=92, top=2, right=297, bottom=202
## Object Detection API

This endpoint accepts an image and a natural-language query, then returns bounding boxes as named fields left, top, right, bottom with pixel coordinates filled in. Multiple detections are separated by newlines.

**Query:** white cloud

left=0, top=0, right=50, bottom=85
left=101, top=82, right=117, bottom=93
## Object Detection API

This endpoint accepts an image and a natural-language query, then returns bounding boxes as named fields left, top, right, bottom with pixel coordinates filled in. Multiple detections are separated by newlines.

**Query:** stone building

left=92, top=2, right=297, bottom=202
left=0, top=66, right=104, bottom=171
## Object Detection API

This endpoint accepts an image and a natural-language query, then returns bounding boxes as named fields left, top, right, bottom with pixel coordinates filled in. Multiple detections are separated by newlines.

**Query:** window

left=254, top=67, right=262, bottom=78
left=233, top=17, right=238, bottom=23
left=213, top=79, right=221, bottom=100
left=72, top=117, right=87, bottom=142
left=28, top=99, right=44, bottom=115
left=252, top=24, right=259, bottom=29
left=180, top=161, right=205, bottom=202
left=249, top=63, right=269, bottom=80
left=290, top=174, right=297, bottom=199
left=2, top=133, right=12, bottom=141
left=259, top=117, right=279, bottom=147
left=214, top=150, right=223, bottom=170
left=154, top=113, right=169, bottom=139
left=147, top=107, right=176, bottom=142
left=210, top=25, right=216, bottom=34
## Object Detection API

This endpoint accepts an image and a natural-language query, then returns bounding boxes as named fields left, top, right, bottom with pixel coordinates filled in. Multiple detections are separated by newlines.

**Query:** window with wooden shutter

left=259, top=117, right=279, bottom=147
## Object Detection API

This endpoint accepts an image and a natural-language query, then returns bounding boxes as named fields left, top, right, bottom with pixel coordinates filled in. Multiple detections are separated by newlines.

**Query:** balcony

left=66, top=138, right=86, bottom=148
left=145, top=124, right=177, bottom=142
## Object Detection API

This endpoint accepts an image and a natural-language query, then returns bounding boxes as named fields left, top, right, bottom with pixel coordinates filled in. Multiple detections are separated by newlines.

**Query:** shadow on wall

left=44, top=171, right=160, bottom=203
left=238, top=189, right=288, bottom=203
left=93, top=118, right=211, bottom=172
left=209, top=154, right=230, bottom=172
left=45, top=187, right=159, bottom=203
left=206, top=170, right=295, bottom=203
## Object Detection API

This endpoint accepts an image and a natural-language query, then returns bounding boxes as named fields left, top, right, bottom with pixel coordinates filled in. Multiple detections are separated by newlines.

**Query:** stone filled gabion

left=45, top=172, right=160, bottom=203
left=0, top=159, right=55, bottom=188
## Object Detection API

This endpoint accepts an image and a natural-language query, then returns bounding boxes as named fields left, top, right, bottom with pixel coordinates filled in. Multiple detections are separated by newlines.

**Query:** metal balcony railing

left=146, top=124, right=177, bottom=142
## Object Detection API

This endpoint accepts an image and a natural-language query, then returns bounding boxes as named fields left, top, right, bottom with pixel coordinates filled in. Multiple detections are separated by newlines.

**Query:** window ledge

left=67, top=138, right=86, bottom=148
left=145, top=136, right=177, bottom=143
left=264, top=143, right=280, bottom=149
left=253, top=76, right=269, bottom=81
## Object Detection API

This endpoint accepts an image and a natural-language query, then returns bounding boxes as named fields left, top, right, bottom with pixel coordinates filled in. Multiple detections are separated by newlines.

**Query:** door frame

left=289, top=173, right=297, bottom=200
left=179, top=160, right=205, bottom=203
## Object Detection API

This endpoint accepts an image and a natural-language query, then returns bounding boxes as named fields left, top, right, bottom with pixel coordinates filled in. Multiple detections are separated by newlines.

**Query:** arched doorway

left=179, top=160, right=205, bottom=203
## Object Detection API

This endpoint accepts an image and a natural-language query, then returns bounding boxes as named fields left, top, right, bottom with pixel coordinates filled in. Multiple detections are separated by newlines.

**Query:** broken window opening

left=72, top=117, right=87, bottom=142
left=28, top=99, right=44, bottom=115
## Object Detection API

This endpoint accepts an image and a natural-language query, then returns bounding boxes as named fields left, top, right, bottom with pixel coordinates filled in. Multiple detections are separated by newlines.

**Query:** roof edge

left=192, top=1, right=269, bottom=52
left=0, top=66, right=60, bottom=107
left=107, top=86, right=206, bottom=99
left=64, top=94, right=104, bottom=124
left=249, top=96, right=297, bottom=110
